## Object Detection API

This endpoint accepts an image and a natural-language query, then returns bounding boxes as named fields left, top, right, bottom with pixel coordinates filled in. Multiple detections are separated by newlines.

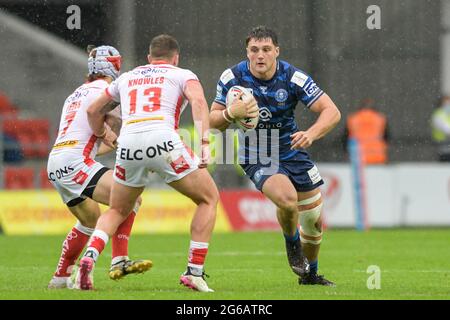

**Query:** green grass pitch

left=0, top=229, right=449, bottom=300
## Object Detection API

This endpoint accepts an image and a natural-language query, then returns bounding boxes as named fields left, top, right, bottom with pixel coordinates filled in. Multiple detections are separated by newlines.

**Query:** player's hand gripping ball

left=226, top=86, right=259, bottom=131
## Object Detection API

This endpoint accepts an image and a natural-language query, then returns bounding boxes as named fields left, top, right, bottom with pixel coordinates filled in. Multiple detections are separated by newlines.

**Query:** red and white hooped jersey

left=50, top=79, right=109, bottom=158
left=105, top=62, right=198, bottom=134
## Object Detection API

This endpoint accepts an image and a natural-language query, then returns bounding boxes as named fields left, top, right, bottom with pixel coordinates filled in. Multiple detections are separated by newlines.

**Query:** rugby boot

left=285, top=238, right=310, bottom=277
left=47, top=276, right=73, bottom=289
left=74, top=256, right=95, bottom=290
left=299, top=273, right=335, bottom=286
left=180, top=268, right=214, bottom=292
left=109, top=258, right=153, bottom=280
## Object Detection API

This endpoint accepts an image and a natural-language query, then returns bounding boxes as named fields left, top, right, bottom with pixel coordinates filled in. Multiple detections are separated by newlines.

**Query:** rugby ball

left=226, top=86, right=259, bottom=131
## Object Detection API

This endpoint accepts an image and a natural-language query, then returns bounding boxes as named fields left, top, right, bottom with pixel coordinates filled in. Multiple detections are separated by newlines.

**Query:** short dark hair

left=87, top=74, right=108, bottom=82
left=245, top=26, right=279, bottom=47
left=86, top=44, right=97, bottom=55
left=149, top=34, right=180, bottom=59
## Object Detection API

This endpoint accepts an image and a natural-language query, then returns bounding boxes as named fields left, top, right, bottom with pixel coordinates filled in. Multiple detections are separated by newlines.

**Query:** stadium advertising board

left=0, top=190, right=232, bottom=235
left=220, top=164, right=450, bottom=229
left=220, top=190, right=280, bottom=231
left=1, top=164, right=449, bottom=234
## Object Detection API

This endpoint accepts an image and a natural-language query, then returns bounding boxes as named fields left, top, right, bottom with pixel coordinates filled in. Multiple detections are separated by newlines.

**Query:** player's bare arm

left=96, top=108, right=122, bottom=156
left=291, top=93, right=341, bottom=150
left=87, top=93, right=119, bottom=148
left=105, top=107, right=122, bottom=136
left=209, top=95, right=258, bottom=132
left=96, top=143, right=114, bottom=156
left=96, top=125, right=116, bottom=156
left=209, top=102, right=230, bottom=131
left=183, top=79, right=211, bottom=168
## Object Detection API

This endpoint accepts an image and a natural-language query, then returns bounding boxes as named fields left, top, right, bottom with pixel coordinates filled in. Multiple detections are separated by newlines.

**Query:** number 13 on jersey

left=128, top=87, right=162, bottom=114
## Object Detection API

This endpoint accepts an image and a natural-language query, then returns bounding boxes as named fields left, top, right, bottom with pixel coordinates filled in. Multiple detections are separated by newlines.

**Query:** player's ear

left=173, top=54, right=179, bottom=66
left=275, top=46, right=280, bottom=58
left=147, top=54, right=152, bottom=64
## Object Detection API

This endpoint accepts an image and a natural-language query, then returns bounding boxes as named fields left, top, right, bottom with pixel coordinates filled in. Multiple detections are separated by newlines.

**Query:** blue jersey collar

left=246, top=60, right=280, bottom=84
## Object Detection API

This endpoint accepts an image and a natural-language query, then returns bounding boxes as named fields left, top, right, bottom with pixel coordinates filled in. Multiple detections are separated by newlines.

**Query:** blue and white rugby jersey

left=214, top=60, right=324, bottom=163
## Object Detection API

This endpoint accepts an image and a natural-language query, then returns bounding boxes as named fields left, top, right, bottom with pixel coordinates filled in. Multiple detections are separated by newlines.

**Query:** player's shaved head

left=149, top=34, right=180, bottom=60
left=246, top=26, right=279, bottom=47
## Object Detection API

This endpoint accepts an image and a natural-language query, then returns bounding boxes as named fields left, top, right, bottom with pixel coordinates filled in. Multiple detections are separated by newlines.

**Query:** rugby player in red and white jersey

left=47, top=45, right=152, bottom=289
left=77, top=35, right=219, bottom=292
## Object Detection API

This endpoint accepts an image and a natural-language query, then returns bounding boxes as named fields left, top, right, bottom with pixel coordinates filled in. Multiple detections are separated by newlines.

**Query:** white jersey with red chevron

left=105, top=62, right=198, bottom=134
left=51, top=79, right=109, bottom=158
left=48, top=79, right=110, bottom=205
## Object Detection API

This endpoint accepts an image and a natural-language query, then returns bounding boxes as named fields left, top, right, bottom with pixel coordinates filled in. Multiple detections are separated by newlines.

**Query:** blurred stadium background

left=0, top=0, right=448, bottom=235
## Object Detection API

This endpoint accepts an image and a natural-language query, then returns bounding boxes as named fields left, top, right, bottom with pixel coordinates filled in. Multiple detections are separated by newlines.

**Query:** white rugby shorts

left=113, top=129, right=199, bottom=187
left=47, top=153, right=107, bottom=204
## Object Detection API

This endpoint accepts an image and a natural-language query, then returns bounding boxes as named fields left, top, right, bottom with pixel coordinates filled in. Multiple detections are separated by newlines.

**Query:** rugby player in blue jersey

left=209, top=26, right=341, bottom=286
